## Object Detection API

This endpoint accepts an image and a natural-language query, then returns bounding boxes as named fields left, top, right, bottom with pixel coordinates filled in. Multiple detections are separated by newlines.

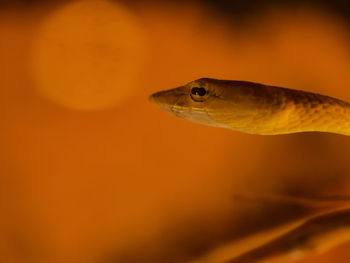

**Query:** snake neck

left=223, top=86, right=350, bottom=136
left=271, top=88, right=350, bottom=135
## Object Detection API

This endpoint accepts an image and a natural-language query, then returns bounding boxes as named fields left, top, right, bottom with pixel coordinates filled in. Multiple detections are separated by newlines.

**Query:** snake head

left=149, top=78, right=231, bottom=128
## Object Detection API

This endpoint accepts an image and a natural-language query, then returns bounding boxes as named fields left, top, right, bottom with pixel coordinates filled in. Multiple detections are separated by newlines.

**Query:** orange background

left=1, top=1, right=350, bottom=262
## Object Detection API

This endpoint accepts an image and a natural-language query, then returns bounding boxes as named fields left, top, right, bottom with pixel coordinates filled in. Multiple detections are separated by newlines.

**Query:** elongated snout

left=149, top=86, right=188, bottom=113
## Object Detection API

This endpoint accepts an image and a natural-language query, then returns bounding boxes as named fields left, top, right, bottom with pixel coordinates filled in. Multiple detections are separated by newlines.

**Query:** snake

left=150, top=78, right=350, bottom=261
left=149, top=78, right=350, bottom=135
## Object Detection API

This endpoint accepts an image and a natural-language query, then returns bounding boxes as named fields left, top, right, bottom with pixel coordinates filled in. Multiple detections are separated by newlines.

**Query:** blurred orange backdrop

left=1, top=0, right=350, bottom=262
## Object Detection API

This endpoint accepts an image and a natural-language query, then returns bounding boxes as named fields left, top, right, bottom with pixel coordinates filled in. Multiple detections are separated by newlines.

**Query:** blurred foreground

left=1, top=0, right=350, bottom=262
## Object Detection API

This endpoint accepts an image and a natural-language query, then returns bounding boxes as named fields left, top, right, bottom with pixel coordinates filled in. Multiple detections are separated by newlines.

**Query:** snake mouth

left=149, top=90, right=175, bottom=113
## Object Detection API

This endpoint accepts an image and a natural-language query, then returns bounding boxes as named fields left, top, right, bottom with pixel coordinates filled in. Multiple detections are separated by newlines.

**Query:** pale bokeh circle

left=31, top=0, right=145, bottom=110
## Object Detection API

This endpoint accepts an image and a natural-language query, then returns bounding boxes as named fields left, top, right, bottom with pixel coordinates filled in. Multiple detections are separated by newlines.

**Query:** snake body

left=150, top=78, right=350, bottom=135
left=149, top=78, right=350, bottom=262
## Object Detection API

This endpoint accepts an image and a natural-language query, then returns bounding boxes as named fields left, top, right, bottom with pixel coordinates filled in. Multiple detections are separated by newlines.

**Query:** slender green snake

left=150, top=78, right=350, bottom=261
left=150, top=78, right=350, bottom=135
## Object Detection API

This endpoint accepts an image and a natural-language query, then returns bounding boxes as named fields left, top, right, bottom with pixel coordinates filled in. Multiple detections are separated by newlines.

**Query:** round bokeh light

left=31, top=0, right=146, bottom=110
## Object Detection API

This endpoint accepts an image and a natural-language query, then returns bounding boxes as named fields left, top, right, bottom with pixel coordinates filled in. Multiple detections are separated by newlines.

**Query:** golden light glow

left=31, top=0, right=145, bottom=110
left=1, top=1, right=350, bottom=263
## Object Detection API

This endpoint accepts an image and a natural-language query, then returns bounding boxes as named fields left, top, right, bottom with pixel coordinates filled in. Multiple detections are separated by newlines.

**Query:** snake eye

left=190, top=87, right=208, bottom=102
left=191, top=87, right=206, bottom=96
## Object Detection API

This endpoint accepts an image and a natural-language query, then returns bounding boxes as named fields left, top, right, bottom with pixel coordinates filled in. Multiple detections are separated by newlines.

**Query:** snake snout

left=148, top=93, right=159, bottom=105
left=149, top=89, right=182, bottom=114
left=149, top=90, right=172, bottom=107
